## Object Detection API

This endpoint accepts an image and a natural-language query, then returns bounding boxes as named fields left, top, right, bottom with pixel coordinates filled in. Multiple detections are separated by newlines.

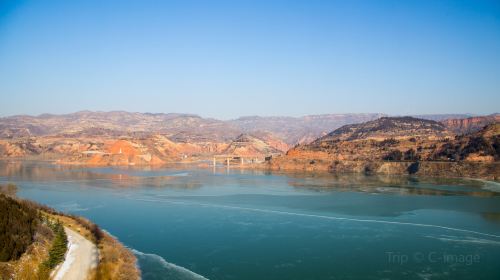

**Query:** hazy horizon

left=1, top=0, right=499, bottom=118
left=0, top=109, right=497, bottom=121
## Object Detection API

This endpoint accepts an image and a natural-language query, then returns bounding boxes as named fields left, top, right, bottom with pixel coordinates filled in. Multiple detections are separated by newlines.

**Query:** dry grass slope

left=0, top=185, right=140, bottom=280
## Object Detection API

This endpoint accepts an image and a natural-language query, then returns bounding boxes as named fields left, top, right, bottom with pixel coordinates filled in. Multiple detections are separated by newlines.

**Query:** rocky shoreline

left=266, top=157, right=500, bottom=181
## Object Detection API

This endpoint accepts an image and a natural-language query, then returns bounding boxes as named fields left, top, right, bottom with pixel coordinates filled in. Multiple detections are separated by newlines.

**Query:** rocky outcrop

left=56, top=137, right=225, bottom=166
left=269, top=157, right=500, bottom=180
left=432, top=123, right=500, bottom=162
left=316, top=116, right=450, bottom=142
left=0, top=132, right=281, bottom=166
left=441, top=114, right=500, bottom=135
left=268, top=117, right=500, bottom=181
left=220, top=134, right=284, bottom=157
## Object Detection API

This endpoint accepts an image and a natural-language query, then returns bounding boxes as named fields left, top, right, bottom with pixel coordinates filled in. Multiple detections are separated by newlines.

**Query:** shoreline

left=44, top=210, right=141, bottom=280
left=2, top=157, right=499, bottom=183
left=0, top=191, right=141, bottom=280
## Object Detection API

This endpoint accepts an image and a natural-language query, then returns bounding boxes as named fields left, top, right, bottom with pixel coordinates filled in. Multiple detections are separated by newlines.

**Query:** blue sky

left=0, top=0, right=499, bottom=119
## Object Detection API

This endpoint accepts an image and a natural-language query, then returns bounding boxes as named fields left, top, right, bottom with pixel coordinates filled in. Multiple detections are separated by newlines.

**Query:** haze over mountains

left=0, top=111, right=390, bottom=144
left=0, top=111, right=480, bottom=143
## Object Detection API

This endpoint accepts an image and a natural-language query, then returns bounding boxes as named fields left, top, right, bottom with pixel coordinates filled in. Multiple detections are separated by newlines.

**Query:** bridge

left=212, top=154, right=275, bottom=166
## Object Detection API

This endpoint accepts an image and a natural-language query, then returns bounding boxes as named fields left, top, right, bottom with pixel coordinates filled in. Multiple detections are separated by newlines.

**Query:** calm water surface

left=1, top=161, right=500, bottom=280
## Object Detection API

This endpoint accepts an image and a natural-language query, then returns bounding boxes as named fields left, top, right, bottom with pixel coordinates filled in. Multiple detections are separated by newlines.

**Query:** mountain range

left=0, top=111, right=498, bottom=172
left=0, top=111, right=479, bottom=143
left=0, top=111, right=392, bottom=144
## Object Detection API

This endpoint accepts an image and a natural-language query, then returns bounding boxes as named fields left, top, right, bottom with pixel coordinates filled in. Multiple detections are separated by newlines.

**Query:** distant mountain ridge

left=0, top=111, right=235, bottom=141
left=229, top=113, right=386, bottom=144
left=1, top=110, right=481, bottom=144
left=411, top=114, right=473, bottom=121
left=0, top=111, right=387, bottom=145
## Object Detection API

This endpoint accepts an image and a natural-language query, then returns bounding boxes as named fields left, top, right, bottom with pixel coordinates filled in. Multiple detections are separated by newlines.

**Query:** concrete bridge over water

left=212, top=154, right=276, bottom=166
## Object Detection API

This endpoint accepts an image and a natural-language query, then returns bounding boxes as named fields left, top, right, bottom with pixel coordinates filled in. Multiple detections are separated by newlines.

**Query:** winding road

left=53, top=227, right=98, bottom=280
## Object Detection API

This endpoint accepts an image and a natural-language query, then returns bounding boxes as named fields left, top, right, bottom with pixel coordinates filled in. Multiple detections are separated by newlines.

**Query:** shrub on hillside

left=383, top=150, right=403, bottom=161
left=378, top=138, right=399, bottom=147
left=0, top=194, right=38, bottom=261
left=404, top=149, right=419, bottom=161
left=43, top=220, right=68, bottom=269
left=461, top=136, right=495, bottom=158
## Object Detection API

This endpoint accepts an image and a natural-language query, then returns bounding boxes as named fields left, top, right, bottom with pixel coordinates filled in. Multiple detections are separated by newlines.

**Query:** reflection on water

left=0, top=161, right=204, bottom=189
left=2, top=160, right=500, bottom=279
left=2, top=160, right=497, bottom=196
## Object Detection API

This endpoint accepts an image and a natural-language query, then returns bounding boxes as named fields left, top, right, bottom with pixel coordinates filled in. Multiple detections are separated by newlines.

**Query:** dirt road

left=53, top=227, right=98, bottom=280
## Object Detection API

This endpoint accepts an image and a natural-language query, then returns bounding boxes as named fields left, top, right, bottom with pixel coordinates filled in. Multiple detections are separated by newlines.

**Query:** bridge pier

left=212, top=155, right=271, bottom=168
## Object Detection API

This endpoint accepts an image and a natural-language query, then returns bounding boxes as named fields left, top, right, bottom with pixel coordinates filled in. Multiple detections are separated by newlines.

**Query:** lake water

left=1, top=161, right=500, bottom=280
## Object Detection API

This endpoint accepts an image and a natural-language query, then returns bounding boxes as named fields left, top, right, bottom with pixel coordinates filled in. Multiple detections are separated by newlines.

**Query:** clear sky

left=0, top=0, right=499, bottom=119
